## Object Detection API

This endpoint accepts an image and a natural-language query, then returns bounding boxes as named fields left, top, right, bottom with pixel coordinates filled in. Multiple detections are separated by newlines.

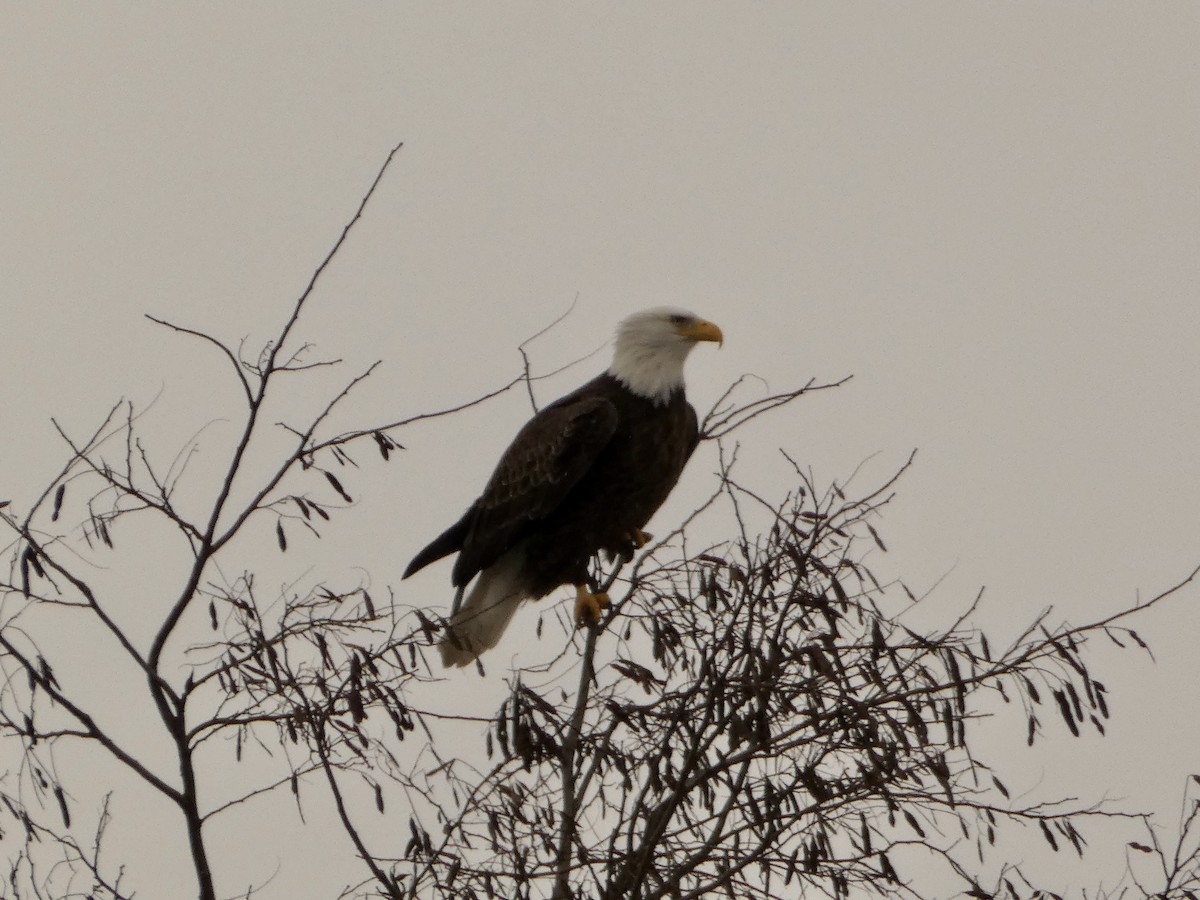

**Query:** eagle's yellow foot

left=628, top=529, right=652, bottom=549
left=574, top=584, right=611, bottom=627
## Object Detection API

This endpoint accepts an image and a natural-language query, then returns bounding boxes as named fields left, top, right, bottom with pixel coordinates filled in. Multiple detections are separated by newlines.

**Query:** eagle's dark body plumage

left=404, top=373, right=698, bottom=596
left=403, top=308, right=721, bottom=667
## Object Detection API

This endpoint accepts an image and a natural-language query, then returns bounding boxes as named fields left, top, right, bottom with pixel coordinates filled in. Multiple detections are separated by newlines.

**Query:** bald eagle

left=403, top=308, right=722, bottom=667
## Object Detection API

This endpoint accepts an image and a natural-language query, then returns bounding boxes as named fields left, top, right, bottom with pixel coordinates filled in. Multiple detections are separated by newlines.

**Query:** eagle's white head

left=608, top=307, right=723, bottom=404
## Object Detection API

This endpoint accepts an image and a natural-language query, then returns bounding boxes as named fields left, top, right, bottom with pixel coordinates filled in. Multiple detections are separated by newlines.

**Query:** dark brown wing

left=450, top=394, right=619, bottom=585
left=402, top=390, right=619, bottom=584
left=397, top=391, right=614, bottom=589
left=451, top=393, right=619, bottom=585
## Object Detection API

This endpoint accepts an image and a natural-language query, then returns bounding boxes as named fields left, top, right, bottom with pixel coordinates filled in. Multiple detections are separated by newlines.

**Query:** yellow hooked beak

left=679, top=319, right=723, bottom=347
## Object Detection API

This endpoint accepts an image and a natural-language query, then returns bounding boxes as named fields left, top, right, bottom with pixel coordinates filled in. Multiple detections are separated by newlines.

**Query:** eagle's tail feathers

left=438, top=551, right=529, bottom=668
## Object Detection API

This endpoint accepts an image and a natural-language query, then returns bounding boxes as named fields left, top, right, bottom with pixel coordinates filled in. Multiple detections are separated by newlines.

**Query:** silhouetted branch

left=0, top=142, right=411, bottom=900
left=145, top=315, right=254, bottom=403
left=700, top=373, right=852, bottom=440
left=269, top=141, right=404, bottom=369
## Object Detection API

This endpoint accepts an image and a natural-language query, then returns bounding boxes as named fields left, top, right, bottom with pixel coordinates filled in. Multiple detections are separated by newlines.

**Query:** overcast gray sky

left=3, top=4, right=1199, bottom=897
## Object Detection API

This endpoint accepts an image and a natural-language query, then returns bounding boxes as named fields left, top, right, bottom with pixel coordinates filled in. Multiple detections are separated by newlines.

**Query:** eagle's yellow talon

left=574, top=585, right=611, bottom=627
left=630, top=529, right=652, bottom=549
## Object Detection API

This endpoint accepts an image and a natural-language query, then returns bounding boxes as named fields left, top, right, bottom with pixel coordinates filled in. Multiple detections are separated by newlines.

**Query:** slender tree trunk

left=179, top=749, right=216, bottom=900
left=552, top=624, right=601, bottom=900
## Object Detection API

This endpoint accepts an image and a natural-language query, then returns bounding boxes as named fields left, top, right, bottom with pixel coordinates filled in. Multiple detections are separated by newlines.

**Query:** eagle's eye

left=668, top=314, right=689, bottom=327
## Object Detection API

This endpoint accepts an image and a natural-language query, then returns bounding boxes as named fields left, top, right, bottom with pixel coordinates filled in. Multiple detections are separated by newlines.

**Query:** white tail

left=438, top=549, right=529, bottom=667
